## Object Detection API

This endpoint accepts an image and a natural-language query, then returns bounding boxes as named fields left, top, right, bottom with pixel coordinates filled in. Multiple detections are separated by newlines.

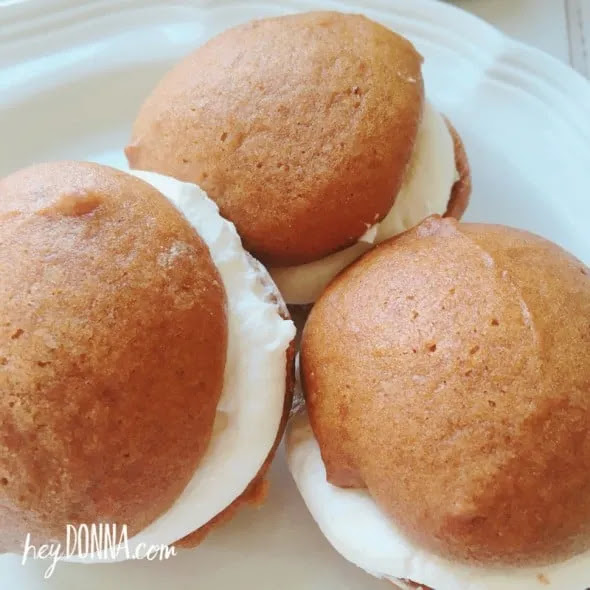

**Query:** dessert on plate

left=0, top=161, right=295, bottom=557
left=287, top=216, right=590, bottom=589
left=125, top=11, right=471, bottom=305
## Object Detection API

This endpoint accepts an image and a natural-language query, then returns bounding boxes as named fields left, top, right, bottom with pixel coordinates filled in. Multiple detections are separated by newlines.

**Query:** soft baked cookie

left=126, top=12, right=471, bottom=304
left=0, top=162, right=295, bottom=557
left=287, top=216, right=590, bottom=589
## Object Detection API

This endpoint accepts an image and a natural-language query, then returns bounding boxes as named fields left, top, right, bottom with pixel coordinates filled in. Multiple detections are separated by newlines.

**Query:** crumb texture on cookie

left=269, top=104, right=470, bottom=304
left=71, top=170, right=294, bottom=560
left=301, top=216, right=590, bottom=566
left=126, top=11, right=424, bottom=266
left=0, top=162, right=227, bottom=552
left=287, top=408, right=590, bottom=589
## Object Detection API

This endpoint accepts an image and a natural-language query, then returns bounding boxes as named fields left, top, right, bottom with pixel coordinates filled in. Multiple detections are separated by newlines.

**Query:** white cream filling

left=66, top=171, right=295, bottom=563
left=270, top=102, right=458, bottom=304
left=286, top=411, right=590, bottom=590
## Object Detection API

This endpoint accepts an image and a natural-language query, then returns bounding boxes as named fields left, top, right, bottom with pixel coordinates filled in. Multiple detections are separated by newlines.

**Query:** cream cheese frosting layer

left=270, top=102, right=458, bottom=304
left=286, top=411, right=590, bottom=590
left=66, top=171, right=295, bottom=562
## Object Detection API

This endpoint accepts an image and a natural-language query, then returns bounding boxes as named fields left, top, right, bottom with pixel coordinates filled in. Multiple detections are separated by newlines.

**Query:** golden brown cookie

left=444, top=120, right=471, bottom=219
left=126, top=11, right=425, bottom=266
left=0, top=161, right=227, bottom=552
left=302, top=216, right=590, bottom=566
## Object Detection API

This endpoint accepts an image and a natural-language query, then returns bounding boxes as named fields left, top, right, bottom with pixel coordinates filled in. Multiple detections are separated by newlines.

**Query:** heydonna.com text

left=21, top=523, right=177, bottom=578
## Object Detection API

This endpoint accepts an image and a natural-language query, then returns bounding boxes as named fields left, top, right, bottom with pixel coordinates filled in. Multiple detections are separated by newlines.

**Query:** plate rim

left=2, top=0, right=590, bottom=144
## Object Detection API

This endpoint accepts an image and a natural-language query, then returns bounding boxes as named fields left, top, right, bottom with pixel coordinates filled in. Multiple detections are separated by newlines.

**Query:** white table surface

left=453, top=0, right=589, bottom=77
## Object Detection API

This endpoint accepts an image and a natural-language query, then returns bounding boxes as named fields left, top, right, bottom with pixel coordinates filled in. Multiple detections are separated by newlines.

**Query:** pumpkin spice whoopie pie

left=287, top=216, right=590, bottom=589
left=0, top=161, right=294, bottom=557
left=125, top=11, right=471, bottom=304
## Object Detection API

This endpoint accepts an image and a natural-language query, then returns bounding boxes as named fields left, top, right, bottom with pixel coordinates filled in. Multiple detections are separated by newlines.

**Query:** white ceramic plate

left=1, top=1, right=590, bottom=589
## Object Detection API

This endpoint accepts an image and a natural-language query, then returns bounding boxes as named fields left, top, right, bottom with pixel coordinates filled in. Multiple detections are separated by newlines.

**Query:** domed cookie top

left=0, top=161, right=227, bottom=551
left=126, top=11, right=424, bottom=266
left=302, top=217, right=590, bottom=565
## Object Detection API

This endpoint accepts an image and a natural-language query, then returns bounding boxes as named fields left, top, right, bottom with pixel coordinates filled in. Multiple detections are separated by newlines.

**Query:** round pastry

left=0, top=161, right=295, bottom=558
left=125, top=11, right=471, bottom=304
left=287, top=216, right=590, bottom=589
